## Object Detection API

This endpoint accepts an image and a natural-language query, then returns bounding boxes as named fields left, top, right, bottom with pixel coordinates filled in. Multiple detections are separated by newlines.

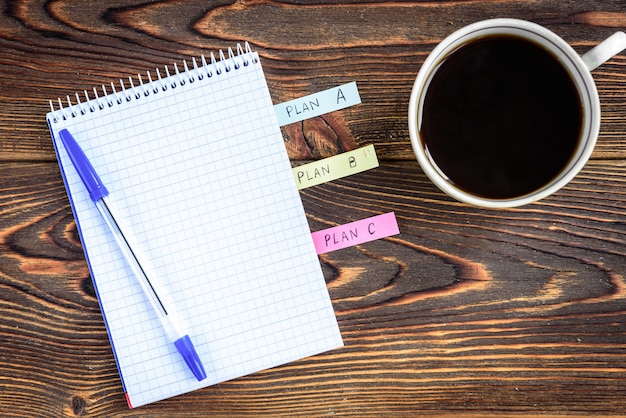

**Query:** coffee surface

left=420, top=35, right=583, bottom=199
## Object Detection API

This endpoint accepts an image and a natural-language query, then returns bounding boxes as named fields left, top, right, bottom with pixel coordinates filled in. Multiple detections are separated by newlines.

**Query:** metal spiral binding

left=49, top=42, right=255, bottom=123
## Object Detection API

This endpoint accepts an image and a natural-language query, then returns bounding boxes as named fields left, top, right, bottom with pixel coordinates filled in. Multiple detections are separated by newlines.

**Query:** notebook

left=46, top=43, right=343, bottom=408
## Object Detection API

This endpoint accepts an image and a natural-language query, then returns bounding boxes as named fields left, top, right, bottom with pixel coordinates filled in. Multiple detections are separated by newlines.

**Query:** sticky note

left=311, top=212, right=400, bottom=254
left=274, top=82, right=361, bottom=126
left=292, top=144, right=378, bottom=190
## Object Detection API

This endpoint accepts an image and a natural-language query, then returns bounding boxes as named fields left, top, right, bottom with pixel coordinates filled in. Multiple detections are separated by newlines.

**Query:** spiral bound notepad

left=46, top=44, right=342, bottom=408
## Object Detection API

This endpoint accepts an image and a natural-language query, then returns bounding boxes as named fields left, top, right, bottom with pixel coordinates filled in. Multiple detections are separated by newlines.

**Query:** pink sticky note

left=311, top=212, right=400, bottom=254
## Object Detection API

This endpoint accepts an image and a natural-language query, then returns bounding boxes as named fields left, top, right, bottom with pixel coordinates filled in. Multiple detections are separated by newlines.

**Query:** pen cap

left=174, top=335, right=207, bottom=381
left=58, top=129, right=109, bottom=202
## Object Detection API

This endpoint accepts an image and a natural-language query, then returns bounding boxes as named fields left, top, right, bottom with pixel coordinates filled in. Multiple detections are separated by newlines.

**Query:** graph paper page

left=47, top=52, right=342, bottom=408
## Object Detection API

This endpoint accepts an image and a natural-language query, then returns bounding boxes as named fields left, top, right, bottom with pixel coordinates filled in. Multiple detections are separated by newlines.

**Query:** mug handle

left=582, top=31, right=626, bottom=71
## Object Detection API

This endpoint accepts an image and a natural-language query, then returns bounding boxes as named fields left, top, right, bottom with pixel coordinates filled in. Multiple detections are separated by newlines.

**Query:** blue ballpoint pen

left=58, top=128, right=207, bottom=382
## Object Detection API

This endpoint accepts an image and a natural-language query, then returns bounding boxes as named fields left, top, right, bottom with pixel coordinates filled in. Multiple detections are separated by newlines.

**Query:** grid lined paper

left=46, top=51, right=342, bottom=408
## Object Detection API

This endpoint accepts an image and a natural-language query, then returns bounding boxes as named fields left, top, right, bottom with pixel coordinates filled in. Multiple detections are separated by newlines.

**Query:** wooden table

left=2, top=1, right=626, bottom=416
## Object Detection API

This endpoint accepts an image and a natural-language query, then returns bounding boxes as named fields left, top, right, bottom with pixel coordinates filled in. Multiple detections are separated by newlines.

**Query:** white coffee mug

left=408, top=18, right=626, bottom=208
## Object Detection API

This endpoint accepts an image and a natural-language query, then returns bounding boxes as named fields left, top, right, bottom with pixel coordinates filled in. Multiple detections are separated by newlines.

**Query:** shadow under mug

left=408, top=18, right=626, bottom=208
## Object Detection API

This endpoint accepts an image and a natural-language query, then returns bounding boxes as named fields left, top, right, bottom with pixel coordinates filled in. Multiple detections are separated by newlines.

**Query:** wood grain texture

left=1, top=0, right=626, bottom=416
left=1, top=0, right=626, bottom=161
left=1, top=159, right=626, bottom=417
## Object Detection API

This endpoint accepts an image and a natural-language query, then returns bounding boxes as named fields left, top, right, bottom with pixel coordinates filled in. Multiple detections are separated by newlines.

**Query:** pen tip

left=174, top=335, right=207, bottom=381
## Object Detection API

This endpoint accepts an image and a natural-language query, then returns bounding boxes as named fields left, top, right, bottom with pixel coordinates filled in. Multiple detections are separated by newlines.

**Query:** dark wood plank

left=1, top=0, right=626, bottom=161
left=1, top=160, right=625, bottom=416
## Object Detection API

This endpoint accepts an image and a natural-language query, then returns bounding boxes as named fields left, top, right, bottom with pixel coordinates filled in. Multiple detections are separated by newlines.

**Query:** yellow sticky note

left=292, top=144, right=379, bottom=190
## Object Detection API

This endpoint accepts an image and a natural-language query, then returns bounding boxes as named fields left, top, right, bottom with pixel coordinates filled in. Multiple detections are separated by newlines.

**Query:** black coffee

left=420, top=35, right=583, bottom=200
